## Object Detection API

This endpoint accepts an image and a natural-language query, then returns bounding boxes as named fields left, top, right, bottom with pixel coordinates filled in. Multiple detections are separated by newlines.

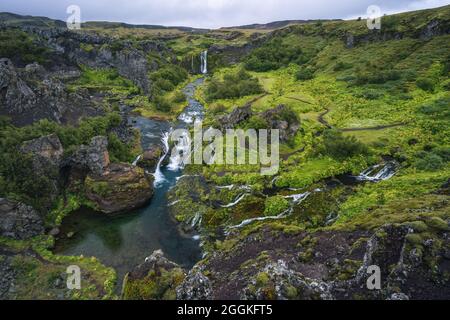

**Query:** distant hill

left=223, top=19, right=342, bottom=30
left=0, top=12, right=66, bottom=28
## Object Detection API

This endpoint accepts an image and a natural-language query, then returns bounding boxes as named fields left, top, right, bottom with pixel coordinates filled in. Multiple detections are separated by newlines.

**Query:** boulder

left=176, top=267, right=213, bottom=300
left=85, top=163, right=154, bottom=214
left=0, top=58, right=36, bottom=114
left=219, top=105, right=252, bottom=129
left=21, top=134, right=64, bottom=169
left=0, top=198, right=44, bottom=240
left=66, top=136, right=110, bottom=175
left=137, top=145, right=164, bottom=173
left=261, top=104, right=300, bottom=142
left=20, top=134, right=64, bottom=204
left=122, top=250, right=186, bottom=300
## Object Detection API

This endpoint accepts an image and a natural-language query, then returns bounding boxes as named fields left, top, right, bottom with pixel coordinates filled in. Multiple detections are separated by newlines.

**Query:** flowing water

left=54, top=78, right=206, bottom=285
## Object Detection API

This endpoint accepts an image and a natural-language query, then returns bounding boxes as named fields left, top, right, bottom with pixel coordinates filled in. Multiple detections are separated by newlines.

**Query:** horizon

left=0, top=0, right=449, bottom=29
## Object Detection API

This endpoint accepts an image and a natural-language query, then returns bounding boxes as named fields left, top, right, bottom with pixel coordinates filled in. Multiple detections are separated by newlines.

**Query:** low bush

left=206, top=69, right=263, bottom=101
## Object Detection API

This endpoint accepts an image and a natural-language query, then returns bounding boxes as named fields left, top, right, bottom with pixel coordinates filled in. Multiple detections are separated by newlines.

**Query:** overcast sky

left=0, top=0, right=449, bottom=29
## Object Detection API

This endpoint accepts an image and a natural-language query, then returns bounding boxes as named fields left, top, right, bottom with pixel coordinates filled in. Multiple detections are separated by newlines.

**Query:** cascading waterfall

left=168, top=130, right=192, bottom=172
left=200, top=50, right=208, bottom=74
left=355, top=161, right=398, bottom=182
left=227, top=191, right=312, bottom=232
left=153, top=131, right=171, bottom=187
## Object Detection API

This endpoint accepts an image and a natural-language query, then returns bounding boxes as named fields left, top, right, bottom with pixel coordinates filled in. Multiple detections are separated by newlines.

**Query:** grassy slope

left=188, top=6, right=449, bottom=237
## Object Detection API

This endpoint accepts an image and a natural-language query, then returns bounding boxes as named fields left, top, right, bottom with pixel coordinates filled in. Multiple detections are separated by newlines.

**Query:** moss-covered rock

left=85, top=163, right=154, bottom=214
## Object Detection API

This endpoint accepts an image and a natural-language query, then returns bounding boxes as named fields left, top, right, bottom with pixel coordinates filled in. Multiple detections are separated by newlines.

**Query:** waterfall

left=168, top=130, right=191, bottom=172
left=153, top=131, right=171, bottom=187
left=132, top=154, right=142, bottom=166
left=200, top=50, right=208, bottom=74
left=355, top=161, right=398, bottom=182
left=220, top=193, right=249, bottom=208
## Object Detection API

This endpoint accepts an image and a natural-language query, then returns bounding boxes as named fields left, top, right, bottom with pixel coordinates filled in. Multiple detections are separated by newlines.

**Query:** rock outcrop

left=21, top=134, right=64, bottom=169
left=122, top=250, right=186, bottom=300
left=20, top=134, right=64, bottom=205
left=219, top=105, right=252, bottom=129
left=85, top=163, right=154, bottom=214
left=0, top=58, right=100, bottom=126
left=65, top=136, right=110, bottom=176
left=137, top=145, right=164, bottom=173
left=261, top=104, right=301, bottom=142
left=0, top=198, right=44, bottom=240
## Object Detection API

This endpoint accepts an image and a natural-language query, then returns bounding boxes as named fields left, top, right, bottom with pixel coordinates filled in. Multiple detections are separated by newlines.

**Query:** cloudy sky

left=0, top=0, right=449, bottom=28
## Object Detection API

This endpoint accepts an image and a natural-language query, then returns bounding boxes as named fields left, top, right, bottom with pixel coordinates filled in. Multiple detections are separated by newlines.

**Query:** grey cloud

left=0, top=0, right=448, bottom=28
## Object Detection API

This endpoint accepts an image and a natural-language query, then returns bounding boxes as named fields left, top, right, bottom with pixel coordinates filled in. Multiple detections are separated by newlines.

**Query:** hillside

left=0, top=5, right=449, bottom=300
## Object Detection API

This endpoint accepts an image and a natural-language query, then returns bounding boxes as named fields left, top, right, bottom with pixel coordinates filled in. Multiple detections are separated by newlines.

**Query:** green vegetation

left=0, top=113, right=135, bottom=210
left=206, top=68, right=263, bottom=101
left=0, top=29, right=50, bottom=65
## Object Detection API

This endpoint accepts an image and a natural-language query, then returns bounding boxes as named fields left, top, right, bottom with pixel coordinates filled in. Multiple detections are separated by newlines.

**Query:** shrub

left=206, top=69, right=263, bottom=100
left=172, top=91, right=186, bottom=104
left=354, top=70, right=401, bottom=85
left=244, top=38, right=308, bottom=72
left=414, top=152, right=444, bottom=171
left=333, top=61, right=353, bottom=72
left=153, top=96, right=172, bottom=112
left=416, top=77, right=435, bottom=92
left=320, top=129, right=369, bottom=159
left=296, top=68, right=314, bottom=81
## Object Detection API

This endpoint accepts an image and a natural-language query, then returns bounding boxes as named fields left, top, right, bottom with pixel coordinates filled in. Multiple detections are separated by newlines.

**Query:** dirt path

left=317, top=108, right=406, bottom=132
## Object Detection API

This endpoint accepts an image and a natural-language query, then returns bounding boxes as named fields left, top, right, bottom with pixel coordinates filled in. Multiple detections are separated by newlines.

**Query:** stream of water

left=53, top=78, right=206, bottom=284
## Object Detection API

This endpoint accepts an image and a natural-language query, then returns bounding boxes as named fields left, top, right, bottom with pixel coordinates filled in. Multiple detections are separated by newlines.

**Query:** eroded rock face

left=219, top=105, right=252, bottom=129
left=21, top=134, right=64, bottom=169
left=137, top=145, right=164, bottom=173
left=85, top=163, right=154, bottom=214
left=0, top=58, right=36, bottom=113
left=261, top=104, right=300, bottom=142
left=0, top=198, right=44, bottom=240
left=176, top=267, right=213, bottom=300
left=122, top=250, right=186, bottom=300
left=0, top=58, right=100, bottom=126
left=115, top=49, right=150, bottom=94
left=20, top=134, right=64, bottom=205
left=65, top=136, right=110, bottom=176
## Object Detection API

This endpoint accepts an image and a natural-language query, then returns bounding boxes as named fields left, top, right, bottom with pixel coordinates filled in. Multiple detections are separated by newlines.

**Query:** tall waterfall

left=153, top=131, right=171, bottom=186
left=168, top=130, right=192, bottom=172
left=200, top=50, right=208, bottom=74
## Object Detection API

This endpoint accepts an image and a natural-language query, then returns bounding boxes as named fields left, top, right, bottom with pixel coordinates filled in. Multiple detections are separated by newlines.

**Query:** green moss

left=122, top=267, right=185, bottom=300
left=264, top=196, right=290, bottom=216
left=255, top=272, right=270, bottom=287
left=426, top=217, right=449, bottom=231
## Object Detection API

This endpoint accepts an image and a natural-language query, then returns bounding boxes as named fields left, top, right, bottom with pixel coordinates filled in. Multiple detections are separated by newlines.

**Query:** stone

left=219, top=105, right=252, bottom=129
left=21, top=134, right=64, bottom=169
left=66, top=136, right=110, bottom=175
left=176, top=267, right=213, bottom=300
left=85, top=163, right=154, bottom=214
left=137, top=145, right=164, bottom=173
left=0, top=198, right=44, bottom=240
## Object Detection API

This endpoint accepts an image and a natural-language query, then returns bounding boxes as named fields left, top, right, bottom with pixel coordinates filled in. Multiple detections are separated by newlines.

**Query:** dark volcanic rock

left=0, top=198, right=44, bottom=240
left=85, top=163, right=154, bottom=214
left=0, top=58, right=101, bottom=126
left=65, top=136, right=110, bottom=176
left=137, top=145, right=164, bottom=173
left=176, top=266, right=213, bottom=300
left=21, top=134, right=64, bottom=169
left=20, top=134, right=64, bottom=204
left=219, top=105, right=252, bottom=129
left=122, top=250, right=186, bottom=300
left=261, top=104, right=300, bottom=142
